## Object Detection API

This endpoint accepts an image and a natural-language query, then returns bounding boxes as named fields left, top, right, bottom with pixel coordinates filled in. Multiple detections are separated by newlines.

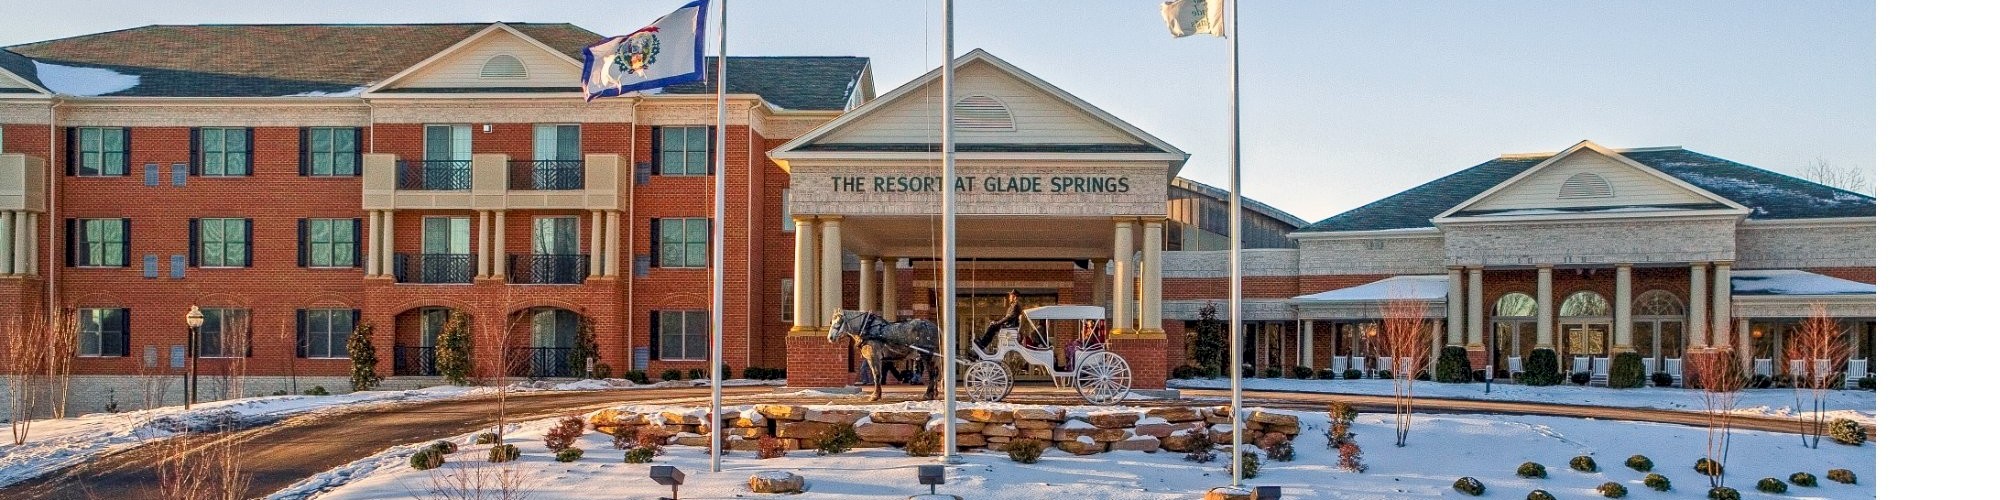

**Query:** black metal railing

left=394, top=253, right=475, bottom=284
left=506, top=160, right=584, bottom=190
left=397, top=160, right=473, bottom=190
left=393, top=345, right=440, bottom=376
left=510, top=347, right=583, bottom=379
left=507, top=253, right=590, bottom=284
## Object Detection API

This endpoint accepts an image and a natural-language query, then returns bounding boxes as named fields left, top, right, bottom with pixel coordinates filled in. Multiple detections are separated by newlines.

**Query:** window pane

left=686, top=151, right=708, bottom=174
left=333, top=129, right=356, bottom=151
left=683, top=219, right=708, bottom=267
left=77, top=310, right=104, bottom=356
left=558, top=125, right=580, bottom=160
left=312, top=128, right=333, bottom=153
left=330, top=311, right=352, bottom=358
left=425, top=126, right=451, bottom=160
left=685, top=313, right=708, bottom=358
left=80, top=128, right=101, bottom=152
left=659, top=313, right=684, bottom=359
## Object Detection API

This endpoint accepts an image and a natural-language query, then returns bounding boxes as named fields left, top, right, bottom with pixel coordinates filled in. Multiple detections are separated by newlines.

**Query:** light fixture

left=1252, top=485, right=1283, bottom=500
left=185, top=305, right=206, bottom=328
left=482, top=124, right=493, bottom=133
left=916, top=464, right=945, bottom=495
left=649, top=465, right=686, bottom=500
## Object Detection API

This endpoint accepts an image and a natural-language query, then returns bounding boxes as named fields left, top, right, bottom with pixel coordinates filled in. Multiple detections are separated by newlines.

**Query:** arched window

left=952, top=95, right=1015, bottom=131
left=480, top=54, right=528, bottom=79
left=1559, top=291, right=1609, bottom=317
left=1493, top=292, right=1537, bottom=317
left=1558, top=172, right=1613, bottom=199
left=1634, top=290, right=1685, bottom=317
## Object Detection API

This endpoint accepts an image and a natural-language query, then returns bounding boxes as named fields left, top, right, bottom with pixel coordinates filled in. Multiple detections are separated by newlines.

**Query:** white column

left=476, top=211, right=491, bottom=278
left=1689, top=263, right=1709, bottom=348
left=1466, top=267, right=1485, bottom=349
left=491, top=211, right=505, bottom=279
left=1446, top=267, right=1465, bottom=345
left=0, top=211, right=15, bottom=275
left=820, top=217, right=843, bottom=322
left=1615, top=264, right=1633, bottom=351
left=382, top=210, right=395, bottom=277
left=792, top=217, right=816, bottom=332
left=858, top=256, right=877, bottom=314
left=1536, top=265, right=1554, bottom=347
left=589, top=210, right=606, bottom=277
left=604, top=211, right=620, bottom=277
left=1299, top=320, right=1313, bottom=369
left=1111, top=219, right=1135, bottom=335
left=363, top=211, right=379, bottom=276
left=880, top=258, right=897, bottom=321
left=1712, top=262, right=1732, bottom=348
left=22, top=213, right=34, bottom=275
left=1140, top=219, right=1164, bottom=334
left=1737, top=318, right=1752, bottom=368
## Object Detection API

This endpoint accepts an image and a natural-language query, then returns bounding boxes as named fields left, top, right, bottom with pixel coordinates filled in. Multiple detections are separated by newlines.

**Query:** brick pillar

left=1114, top=335, right=1170, bottom=390
left=785, top=332, right=853, bottom=388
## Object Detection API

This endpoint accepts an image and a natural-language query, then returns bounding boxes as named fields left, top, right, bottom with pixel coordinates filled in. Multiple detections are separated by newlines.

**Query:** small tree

left=568, top=316, right=601, bottom=378
left=1691, top=348, right=1747, bottom=489
left=1189, top=302, right=1228, bottom=374
left=1434, top=345, right=1473, bottom=383
left=1521, top=348, right=1561, bottom=386
left=1608, top=352, right=1646, bottom=389
left=5, top=310, right=68, bottom=445
left=1380, top=298, right=1432, bottom=447
left=435, top=310, right=474, bottom=385
left=1787, top=304, right=1852, bottom=449
left=347, top=323, right=380, bottom=392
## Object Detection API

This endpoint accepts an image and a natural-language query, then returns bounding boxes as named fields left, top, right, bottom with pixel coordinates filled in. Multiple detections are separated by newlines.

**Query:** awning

left=1731, top=269, right=1874, bottom=296
left=1292, top=275, right=1448, bottom=303
left=1730, top=269, right=1875, bottom=318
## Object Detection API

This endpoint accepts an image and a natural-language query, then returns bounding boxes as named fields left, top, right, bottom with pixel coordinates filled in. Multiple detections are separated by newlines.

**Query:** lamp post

left=184, top=305, right=205, bottom=410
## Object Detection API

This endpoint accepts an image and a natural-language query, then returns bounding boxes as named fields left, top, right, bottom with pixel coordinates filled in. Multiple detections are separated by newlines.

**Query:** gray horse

left=827, top=310, right=942, bottom=401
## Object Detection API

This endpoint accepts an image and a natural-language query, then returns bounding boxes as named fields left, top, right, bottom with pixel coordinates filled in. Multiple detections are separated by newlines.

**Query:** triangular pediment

left=0, top=50, right=52, bottom=95
left=367, top=23, right=583, bottom=93
left=1437, top=141, right=1748, bottom=221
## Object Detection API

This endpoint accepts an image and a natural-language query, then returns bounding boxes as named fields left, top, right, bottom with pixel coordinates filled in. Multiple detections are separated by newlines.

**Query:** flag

left=1162, top=0, right=1226, bottom=38
left=582, top=0, right=709, bottom=101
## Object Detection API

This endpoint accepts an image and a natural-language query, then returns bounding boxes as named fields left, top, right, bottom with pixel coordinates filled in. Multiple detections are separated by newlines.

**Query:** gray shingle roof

left=0, top=49, right=43, bottom=92
left=794, top=142, right=1159, bottom=153
left=648, top=57, right=869, bottom=111
left=1297, top=148, right=1876, bottom=233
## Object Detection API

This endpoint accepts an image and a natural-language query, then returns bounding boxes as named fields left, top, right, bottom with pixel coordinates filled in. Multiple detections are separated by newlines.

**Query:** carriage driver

left=973, top=290, right=1024, bottom=356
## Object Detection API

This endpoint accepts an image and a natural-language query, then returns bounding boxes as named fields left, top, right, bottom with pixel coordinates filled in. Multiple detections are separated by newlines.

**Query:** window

left=1493, top=292, right=1537, bottom=317
left=301, top=218, right=359, bottom=267
left=780, top=278, right=794, bottom=322
left=198, top=127, right=251, bottom=176
left=71, top=218, right=128, bottom=267
left=652, top=311, right=709, bottom=360
left=418, top=308, right=452, bottom=347
left=423, top=217, right=472, bottom=254
left=298, top=309, right=355, bottom=359
left=1558, top=172, right=1613, bottom=199
left=533, top=124, right=581, bottom=161
left=424, top=125, right=473, bottom=162
left=480, top=54, right=528, bottom=79
left=781, top=189, right=794, bottom=232
left=77, top=308, right=129, bottom=357
left=952, top=95, right=1015, bottom=131
left=305, top=127, right=359, bottom=176
left=1559, top=291, right=1610, bottom=317
left=532, top=217, right=580, bottom=255
left=72, top=127, right=129, bottom=176
left=1634, top=290, right=1686, bottom=316
left=652, top=218, right=709, bottom=268
left=194, top=218, right=251, bottom=267
left=197, top=308, right=252, bottom=357
left=652, top=126, right=711, bottom=175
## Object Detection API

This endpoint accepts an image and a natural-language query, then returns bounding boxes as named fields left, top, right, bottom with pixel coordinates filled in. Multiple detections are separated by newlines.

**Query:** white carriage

left=963, top=305, right=1133, bottom=405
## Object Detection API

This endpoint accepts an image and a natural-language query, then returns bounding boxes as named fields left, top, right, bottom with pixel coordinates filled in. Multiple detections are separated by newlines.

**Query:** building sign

left=829, top=175, right=1133, bottom=194
left=789, top=163, right=1168, bottom=217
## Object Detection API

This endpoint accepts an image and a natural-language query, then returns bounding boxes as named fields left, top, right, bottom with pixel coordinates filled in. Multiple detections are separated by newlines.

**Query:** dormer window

left=480, top=54, right=527, bottom=79
left=952, top=95, right=1014, bottom=131
left=1558, top=172, right=1613, bottom=199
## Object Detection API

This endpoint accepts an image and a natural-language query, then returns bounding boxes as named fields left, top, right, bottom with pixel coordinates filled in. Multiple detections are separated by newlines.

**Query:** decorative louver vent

left=480, top=55, right=528, bottom=79
left=952, top=95, right=1015, bottom=131
left=1558, top=172, right=1613, bottom=199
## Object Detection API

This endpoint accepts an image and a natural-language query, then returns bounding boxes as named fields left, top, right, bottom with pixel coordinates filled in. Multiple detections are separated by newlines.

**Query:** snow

left=1293, top=275, right=1448, bottom=302
left=1673, top=171, right=1872, bottom=207
left=286, top=403, right=1875, bottom=499
left=283, top=86, right=368, bottom=97
left=1137, top=416, right=1169, bottom=426
left=1169, top=378, right=1876, bottom=425
left=30, top=61, right=140, bottom=96
left=1730, top=269, right=1875, bottom=296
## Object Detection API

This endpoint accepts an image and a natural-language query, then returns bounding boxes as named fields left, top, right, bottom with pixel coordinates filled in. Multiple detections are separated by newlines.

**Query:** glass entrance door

left=1561, top=322, right=1609, bottom=371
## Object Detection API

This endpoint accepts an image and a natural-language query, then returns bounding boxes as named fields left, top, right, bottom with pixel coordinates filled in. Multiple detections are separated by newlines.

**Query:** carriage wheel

left=1074, top=351, right=1132, bottom=405
left=964, top=360, right=1013, bottom=403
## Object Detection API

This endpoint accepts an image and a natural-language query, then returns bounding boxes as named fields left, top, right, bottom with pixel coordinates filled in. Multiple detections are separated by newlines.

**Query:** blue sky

left=0, top=1, right=1874, bottom=221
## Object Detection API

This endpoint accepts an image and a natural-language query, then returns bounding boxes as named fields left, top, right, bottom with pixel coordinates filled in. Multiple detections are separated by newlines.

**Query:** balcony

left=393, top=253, right=475, bottom=284
left=397, top=160, right=472, bottom=190
left=507, top=160, right=584, bottom=190
left=2, top=153, right=48, bottom=212
left=510, top=347, right=585, bottom=379
left=507, top=253, right=590, bottom=284
left=393, top=345, right=440, bottom=376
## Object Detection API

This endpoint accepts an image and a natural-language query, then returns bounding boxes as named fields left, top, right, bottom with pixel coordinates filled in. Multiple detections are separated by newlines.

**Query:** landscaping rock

left=1085, top=411, right=1142, bottom=429
left=1160, top=432, right=1202, bottom=452
left=729, top=412, right=766, bottom=428
left=958, top=433, right=986, bottom=447
left=854, top=422, right=920, bottom=444
left=957, top=408, right=1015, bottom=424
left=1255, top=431, right=1289, bottom=449
left=725, top=436, right=759, bottom=452
left=1019, top=428, right=1054, bottom=441
left=747, top=471, right=804, bottom=494
left=723, top=427, right=765, bottom=439
left=927, top=419, right=984, bottom=434
left=589, top=409, right=645, bottom=428
left=674, top=434, right=709, bottom=447
left=1056, top=440, right=1102, bottom=455
left=1265, top=423, right=1300, bottom=436
left=805, top=409, right=868, bottom=425
left=755, top=404, right=810, bottom=421
left=1246, top=409, right=1298, bottom=427
left=1203, top=487, right=1252, bottom=500
left=982, top=425, right=1019, bottom=437
left=1110, top=435, right=1161, bottom=452
left=986, top=435, right=1012, bottom=445
left=776, top=421, right=836, bottom=440
left=870, top=410, right=932, bottom=425
left=1014, top=418, right=1055, bottom=430
left=1014, top=407, right=1066, bottom=421
left=1135, top=421, right=1204, bottom=438
left=1146, top=407, right=1202, bottom=423
left=1054, top=420, right=1100, bottom=441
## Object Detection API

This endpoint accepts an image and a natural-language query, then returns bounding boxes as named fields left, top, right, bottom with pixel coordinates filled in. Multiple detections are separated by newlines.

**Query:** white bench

left=1844, top=359, right=1868, bottom=388
left=1590, top=357, right=1611, bottom=385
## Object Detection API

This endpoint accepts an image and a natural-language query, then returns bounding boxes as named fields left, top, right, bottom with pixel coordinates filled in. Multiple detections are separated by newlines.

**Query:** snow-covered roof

left=1023, top=305, right=1105, bottom=321
left=1292, top=275, right=1448, bottom=303
left=31, top=60, right=138, bottom=96
left=1731, top=269, right=1874, bottom=296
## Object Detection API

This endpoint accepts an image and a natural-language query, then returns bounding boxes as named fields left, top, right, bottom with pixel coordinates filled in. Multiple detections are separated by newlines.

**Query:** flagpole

left=1226, top=0, right=1244, bottom=488
left=939, top=0, right=961, bottom=465
left=709, top=0, right=729, bottom=475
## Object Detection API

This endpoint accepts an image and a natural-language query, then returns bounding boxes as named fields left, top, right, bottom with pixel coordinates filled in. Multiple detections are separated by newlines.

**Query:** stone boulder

left=1246, top=409, right=1299, bottom=427
left=747, top=471, right=804, bottom=494
left=1146, top=407, right=1203, bottom=423
left=1134, top=420, right=1204, bottom=438
left=1265, top=423, right=1300, bottom=436
left=805, top=409, right=868, bottom=425
left=870, top=410, right=932, bottom=425
left=1110, top=435, right=1161, bottom=452
left=1256, top=431, right=1290, bottom=449
left=756, top=404, right=811, bottom=421
left=1019, top=428, right=1053, bottom=441
left=1085, top=411, right=1142, bottom=429
left=1053, top=420, right=1100, bottom=441
left=589, top=409, right=645, bottom=429
left=854, top=422, right=920, bottom=444
left=1013, top=407, right=1066, bottom=422
left=956, top=408, right=1015, bottom=424
left=1159, top=431, right=1204, bottom=452
left=957, top=433, right=986, bottom=447
left=729, top=412, right=766, bottom=428
left=982, top=425, right=1020, bottom=438
left=776, top=421, right=837, bottom=440
left=1056, top=439, right=1102, bottom=455
left=1203, top=487, right=1253, bottom=500
left=1014, top=418, right=1055, bottom=430
left=726, top=435, right=759, bottom=452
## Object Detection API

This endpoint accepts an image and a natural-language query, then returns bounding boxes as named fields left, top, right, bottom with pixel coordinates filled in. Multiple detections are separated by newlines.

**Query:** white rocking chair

left=1664, top=358, right=1684, bottom=387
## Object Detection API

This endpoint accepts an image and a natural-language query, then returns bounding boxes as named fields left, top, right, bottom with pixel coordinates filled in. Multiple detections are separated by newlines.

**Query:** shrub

left=1569, top=455, right=1598, bottom=472
left=1857, top=375, right=1874, bottom=390
left=1828, top=418, right=1867, bottom=445
left=1262, top=439, right=1295, bottom=462
left=721, top=364, right=733, bottom=380
left=1527, top=490, right=1556, bottom=500
left=348, top=323, right=380, bottom=392
left=487, top=444, right=520, bottom=463
left=1202, top=366, right=1220, bottom=378
left=1006, top=439, right=1044, bottom=464
left=1329, top=401, right=1358, bottom=424
left=1521, top=348, right=1561, bottom=386
left=1182, top=430, right=1216, bottom=463
left=475, top=432, right=500, bottom=445
left=1651, top=371, right=1675, bottom=387
left=1436, top=346, right=1474, bottom=383
left=659, top=369, right=681, bottom=381
left=409, top=449, right=445, bottom=470
left=1748, top=374, right=1772, bottom=389
left=1377, top=369, right=1393, bottom=380
left=436, top=311, right=473, bottom=385
left=622, top=370, right=650, bottom=384
left=816, top=423, right=859, bottom=455
left=1827, top=468, right=1857, bottom=484
left=272, top=390, right=287, bottom=396
left=758, top=435, right=786, bottom=459
left=428, top=440, right=459, bottom=455
left=544, top=416, right=586, bottom=452
left=611, top=426, right=640, bottom=450
left=1473, top=370, right=1488, bottom=383
left=1228, top=450, right=1261, bottom=479
left=1608, top=352, right=1644, bottom=388
left=1291, top=366, right=1316, bottom=379
left=1756, top=477, right=1787, bottom=494
left=1569, top=371, right=1592, bottom=385
left=1517, top=461, right=1548, bottom=479
left=1789, top=472, right=1817, bottom=487
left=1172, top=365, right=1207, bottom=379
left=687, top=368, right=705, bottom=380
left=1706, top=486, right=1740, bottom=500
left=1643, top=473, right=1671, bottom=491
left=1417, top=371, right=1433, bottom=381
left=744, top=367, right=766, bottom=380
left=591, top=363, right=613, bottom=379
left=1262, top=367, right=1283, bottom=379
left=1694, top=457, right=1722, bottom=477
left=905, top=430, right=940, bottom=457
left=623, top=446, right=656, bottom=463
left=1597, top=482, right=1628, bottom=498
left=1453, top=477, right=1485, bottom=496
left=1343, top=369, right=1363, bottom=380
left=555, top=447, right=583, bottom=462
left=773, top=369, right=786, bottom=379
left=1336, top=440, right=1365, bottom=472
left=304, top=385, right=330, bottom=396
left=1624, top=455, right=1652, bottom=472
left=1318, top=368, right=1337, bottom=380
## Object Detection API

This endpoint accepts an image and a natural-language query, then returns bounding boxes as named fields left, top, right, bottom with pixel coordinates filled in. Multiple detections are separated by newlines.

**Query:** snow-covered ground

left=283, top=402, right=1875, bottom=500
left=1170, top=378, right=1877, bottom=425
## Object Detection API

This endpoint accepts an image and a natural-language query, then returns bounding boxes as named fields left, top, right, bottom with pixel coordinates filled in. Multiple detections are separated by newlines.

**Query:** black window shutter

left=121, top=128, right=133, bottom=175
left=63, top=218, right=77, bottom=267
left=705, top=126, right=718, bottom=173
left=296, top=218, right=308, bottom=267
left=243, top=128, right=255, bottom=175
left=298, top=127, right=311, bottom=176
left=120, top=218, right=131, bottom=267
left=188, top=218, right=200, bottom=267
left=649, top=310, right=661, bottom=359
left=64, top=127, right=77, bottom=175
left=649, top=218, right=661, bottom=268
left=242, top=219, right=254, bottom=267
left=295, top=309, right=308, bottom=358
left=352, top=127, right=365, bottom=155
left=350, top=218, right=364, bottom=268
left=116, top=309, right=132, bottom=357
left=188, top=128, right=201, bottom=176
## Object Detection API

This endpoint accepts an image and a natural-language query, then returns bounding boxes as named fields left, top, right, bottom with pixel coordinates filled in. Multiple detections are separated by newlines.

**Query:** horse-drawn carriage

left=964, top=305, right=1133, bottom=405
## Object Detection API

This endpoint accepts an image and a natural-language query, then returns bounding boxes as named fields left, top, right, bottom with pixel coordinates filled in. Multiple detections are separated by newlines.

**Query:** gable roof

left=1297, top=146, right=1876, bottom=233
left=0, top=49, right=48, bottom=94
left=1433, top=140, right=1748, bottom=221
left=1171, top=177, right=1308, bottom=228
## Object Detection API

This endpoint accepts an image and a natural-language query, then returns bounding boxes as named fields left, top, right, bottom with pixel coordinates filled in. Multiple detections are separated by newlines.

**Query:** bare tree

left=47, top=308, right=78, bottom=419
left=156, top=318, right=252, bottom=500
left=1380, top=298, right=1432, bottom=447
left=1802, top=157, right=1873, bottom=195
left=1786, top=304, right=1852, bottom=449
left=1690, top=348, right=1746, bottom=489
left=477, top=296, right=534, bottom=440
left=422, top=461, right=531, bottom=500
left=5, top=312, right=53, bottom=445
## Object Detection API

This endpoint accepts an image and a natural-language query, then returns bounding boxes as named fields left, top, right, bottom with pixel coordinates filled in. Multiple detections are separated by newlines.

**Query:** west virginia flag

left=1162, top=0, right=1226, bottom=38
left=582, top=0, right=708, bottom=100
